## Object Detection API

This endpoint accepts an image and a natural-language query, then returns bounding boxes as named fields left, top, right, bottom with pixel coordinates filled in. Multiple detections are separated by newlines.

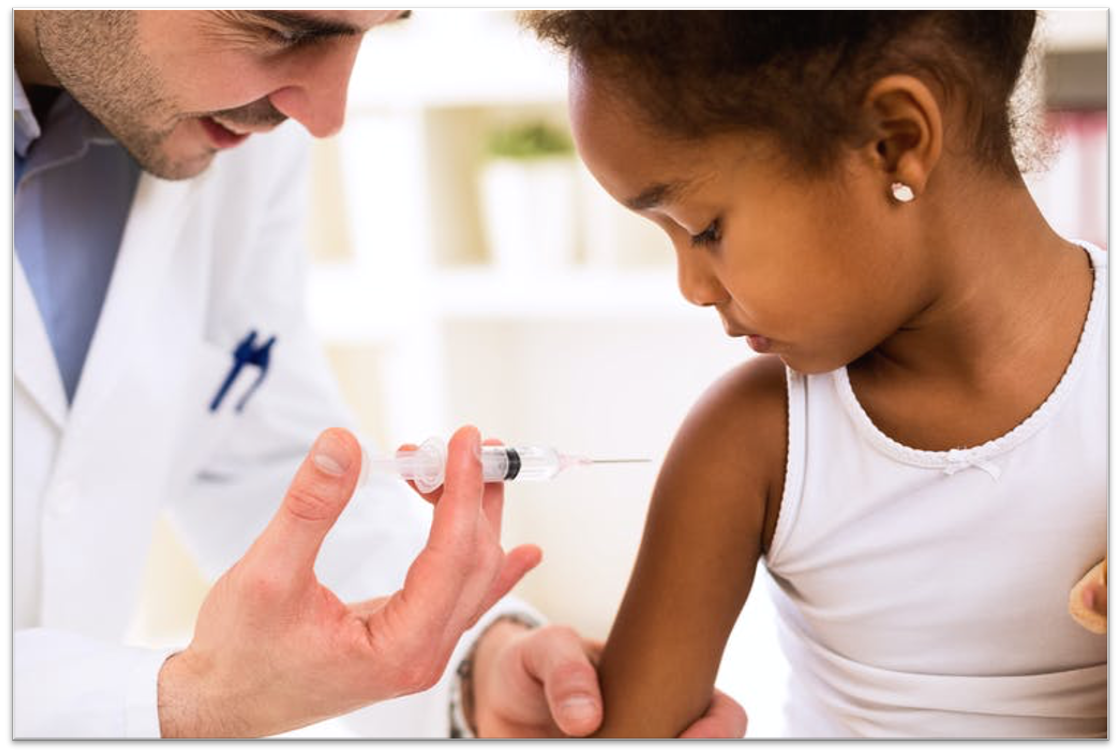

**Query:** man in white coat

left=13, top=9, right=747, bottom=738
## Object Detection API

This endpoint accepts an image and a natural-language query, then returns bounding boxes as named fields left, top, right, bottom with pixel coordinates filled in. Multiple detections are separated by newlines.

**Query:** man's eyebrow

left=246, top=11, right=366, bottom=38
left=624, top=180, right=688, bottom=211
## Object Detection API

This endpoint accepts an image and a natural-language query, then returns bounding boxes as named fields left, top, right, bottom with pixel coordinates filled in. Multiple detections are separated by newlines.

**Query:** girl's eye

left=689, top=219, right=722, bottom=249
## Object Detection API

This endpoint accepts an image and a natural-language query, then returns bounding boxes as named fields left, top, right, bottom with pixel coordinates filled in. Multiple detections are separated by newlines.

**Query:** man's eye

left=258, top=26, right=309, bottom=48
left=689, top=219, right=722, bottom=249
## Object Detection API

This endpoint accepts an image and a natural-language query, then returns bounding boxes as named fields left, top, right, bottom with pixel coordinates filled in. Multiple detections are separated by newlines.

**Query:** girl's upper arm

left=593, top=355, right=788, bottom=738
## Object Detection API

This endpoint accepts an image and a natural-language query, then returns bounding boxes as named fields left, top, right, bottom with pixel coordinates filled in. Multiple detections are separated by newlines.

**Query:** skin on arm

left=593, top=355, right=788, bottom=737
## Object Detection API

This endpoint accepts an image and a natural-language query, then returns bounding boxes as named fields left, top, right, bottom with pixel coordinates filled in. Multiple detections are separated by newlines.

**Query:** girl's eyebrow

left=625, top=179, right=689, bottom=210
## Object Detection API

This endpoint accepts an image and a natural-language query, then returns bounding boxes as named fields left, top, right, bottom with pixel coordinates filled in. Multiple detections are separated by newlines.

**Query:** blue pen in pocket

left=209, top=329, right=276, bottom=413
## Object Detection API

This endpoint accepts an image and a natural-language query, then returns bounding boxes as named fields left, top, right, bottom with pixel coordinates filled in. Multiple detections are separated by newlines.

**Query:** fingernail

left=313, top=431, right=352, bottom=476
left=560, top=695, right=599, bottom=724
left=469, top=427, right=481, bottom=460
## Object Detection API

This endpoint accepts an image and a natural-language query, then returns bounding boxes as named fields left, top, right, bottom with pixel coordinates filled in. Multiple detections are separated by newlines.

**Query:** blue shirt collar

left=14, top=70, right=41, bottom=158
left=14, top=68, right=118, bottom=161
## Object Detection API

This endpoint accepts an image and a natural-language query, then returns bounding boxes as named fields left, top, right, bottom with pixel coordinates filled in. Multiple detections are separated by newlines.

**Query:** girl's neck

left=849, top=173, right=1095, bottom=450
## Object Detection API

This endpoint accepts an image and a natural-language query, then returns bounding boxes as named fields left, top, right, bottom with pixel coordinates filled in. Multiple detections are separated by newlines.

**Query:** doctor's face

left=30, top=10, right=406, bottom=180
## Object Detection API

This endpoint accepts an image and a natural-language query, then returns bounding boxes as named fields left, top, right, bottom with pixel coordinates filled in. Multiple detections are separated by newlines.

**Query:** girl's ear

left=860, top=74, right=943, bottom=200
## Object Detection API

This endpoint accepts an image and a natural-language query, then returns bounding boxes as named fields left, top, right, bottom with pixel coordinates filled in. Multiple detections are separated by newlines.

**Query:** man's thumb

left=247, top=428, right=364, bottom=580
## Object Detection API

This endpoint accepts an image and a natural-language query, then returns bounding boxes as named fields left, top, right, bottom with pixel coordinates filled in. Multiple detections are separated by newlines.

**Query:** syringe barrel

left=493, top=445, right=563, bottom=481
left=480, top=445, right=561, bottom=482
left=480, top=446, right=512, bottom=482
left=388, top=440, right=564, bottom=492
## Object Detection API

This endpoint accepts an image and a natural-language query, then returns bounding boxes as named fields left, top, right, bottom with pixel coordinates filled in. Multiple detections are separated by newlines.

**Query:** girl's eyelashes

left=689, top=218, right=723, bottom=249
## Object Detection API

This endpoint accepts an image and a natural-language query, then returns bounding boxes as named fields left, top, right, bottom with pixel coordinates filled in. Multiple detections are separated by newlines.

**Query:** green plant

left=485, top=121, right=573, bottom=160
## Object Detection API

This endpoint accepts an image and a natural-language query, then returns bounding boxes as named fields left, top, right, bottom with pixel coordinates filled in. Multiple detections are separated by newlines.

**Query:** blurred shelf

left=431, top=266, right=690, bottom=319
left=1039, top=9, right=1107, bottom=52
left=307, top=263, right=696, bottom=341
left=1039, top=9, right=1107, bottom=110
left=1045, top=49, right=1107, bottom=110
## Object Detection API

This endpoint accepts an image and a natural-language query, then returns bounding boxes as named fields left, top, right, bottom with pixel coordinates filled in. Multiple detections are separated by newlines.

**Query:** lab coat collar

left=66, top=173, right=202, bottom=429
left=14, top=174, right=202, bottom=430
left=14, top=262, right=68, bottom=427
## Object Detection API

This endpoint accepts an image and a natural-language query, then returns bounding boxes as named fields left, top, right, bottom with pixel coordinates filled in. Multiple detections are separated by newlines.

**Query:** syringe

left=363, top=437, right=650, bottom=493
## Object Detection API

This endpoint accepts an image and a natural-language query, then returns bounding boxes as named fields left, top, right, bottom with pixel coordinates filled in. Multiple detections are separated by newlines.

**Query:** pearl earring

left=890, top=182, right=915, bottom=203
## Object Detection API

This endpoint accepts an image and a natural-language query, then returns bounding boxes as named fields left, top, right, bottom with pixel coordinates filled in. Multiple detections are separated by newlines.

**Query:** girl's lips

left=200, top=116, right=250, bottom=149
left=746, top=334, right=772, bottom=353
left=723, top=322, right=773, bottom=353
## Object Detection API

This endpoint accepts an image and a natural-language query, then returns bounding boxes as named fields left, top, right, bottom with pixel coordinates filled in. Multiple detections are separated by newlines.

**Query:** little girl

left=526, top=10, right=1106, bottom=737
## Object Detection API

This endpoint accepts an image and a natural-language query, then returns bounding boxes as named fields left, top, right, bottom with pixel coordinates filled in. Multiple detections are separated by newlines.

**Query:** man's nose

left=268, top=38, right=362, bottom=139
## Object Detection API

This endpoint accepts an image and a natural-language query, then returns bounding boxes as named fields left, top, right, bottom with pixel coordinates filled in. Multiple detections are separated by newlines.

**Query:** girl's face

left=569, top=64, right=932, bottom=374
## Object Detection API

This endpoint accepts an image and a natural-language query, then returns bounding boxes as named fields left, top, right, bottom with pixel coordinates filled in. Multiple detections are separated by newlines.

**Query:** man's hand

left=467, top=620, right=748, bottom=738
left=158, top=425, right=541, bottom=738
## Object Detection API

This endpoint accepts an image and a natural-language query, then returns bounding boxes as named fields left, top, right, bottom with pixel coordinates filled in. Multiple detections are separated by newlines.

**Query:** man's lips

left=200, top=116, right=251, bottom=149
left=210, top=115, right=279, bottom=136
left=199, top=115, right=282, bottom=148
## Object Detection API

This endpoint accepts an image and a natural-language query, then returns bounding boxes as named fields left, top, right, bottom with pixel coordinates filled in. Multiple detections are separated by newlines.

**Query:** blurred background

left=132, top=9, right=1106, bottom=737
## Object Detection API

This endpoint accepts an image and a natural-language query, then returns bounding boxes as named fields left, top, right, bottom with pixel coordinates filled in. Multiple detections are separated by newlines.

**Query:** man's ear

left=859, top=74, right=943, bottom=199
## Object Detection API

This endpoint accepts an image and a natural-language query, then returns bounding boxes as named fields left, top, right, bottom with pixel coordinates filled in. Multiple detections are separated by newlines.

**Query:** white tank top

left=763, top=241, right=1107, bottom=737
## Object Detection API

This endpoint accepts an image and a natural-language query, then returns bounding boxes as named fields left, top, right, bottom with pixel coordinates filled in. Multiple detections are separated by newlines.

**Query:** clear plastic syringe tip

left=556, top=451, right=592, bottom=474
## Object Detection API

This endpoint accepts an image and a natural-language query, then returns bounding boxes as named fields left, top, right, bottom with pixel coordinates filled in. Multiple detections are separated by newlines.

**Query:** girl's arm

left=593, top=355, right=788, bottom=737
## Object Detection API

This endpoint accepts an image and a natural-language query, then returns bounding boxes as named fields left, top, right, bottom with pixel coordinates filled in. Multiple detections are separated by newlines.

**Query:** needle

left=586, top=458, right=651, bottom=464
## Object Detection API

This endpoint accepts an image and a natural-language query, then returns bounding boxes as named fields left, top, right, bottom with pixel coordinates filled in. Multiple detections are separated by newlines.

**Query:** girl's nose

left=677, top=248, right=729, bottom=308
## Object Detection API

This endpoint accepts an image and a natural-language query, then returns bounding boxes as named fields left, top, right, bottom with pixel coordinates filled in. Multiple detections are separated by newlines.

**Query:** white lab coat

left=14, top=122, right=530, bottom=738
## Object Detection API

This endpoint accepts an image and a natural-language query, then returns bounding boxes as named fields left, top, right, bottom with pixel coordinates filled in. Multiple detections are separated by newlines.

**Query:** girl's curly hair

left=524, top=10, right=1037, bottom=178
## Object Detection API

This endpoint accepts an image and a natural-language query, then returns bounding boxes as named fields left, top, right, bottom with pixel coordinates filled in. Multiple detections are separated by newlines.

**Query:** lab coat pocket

left=169, top=339, right=261, bottom=492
